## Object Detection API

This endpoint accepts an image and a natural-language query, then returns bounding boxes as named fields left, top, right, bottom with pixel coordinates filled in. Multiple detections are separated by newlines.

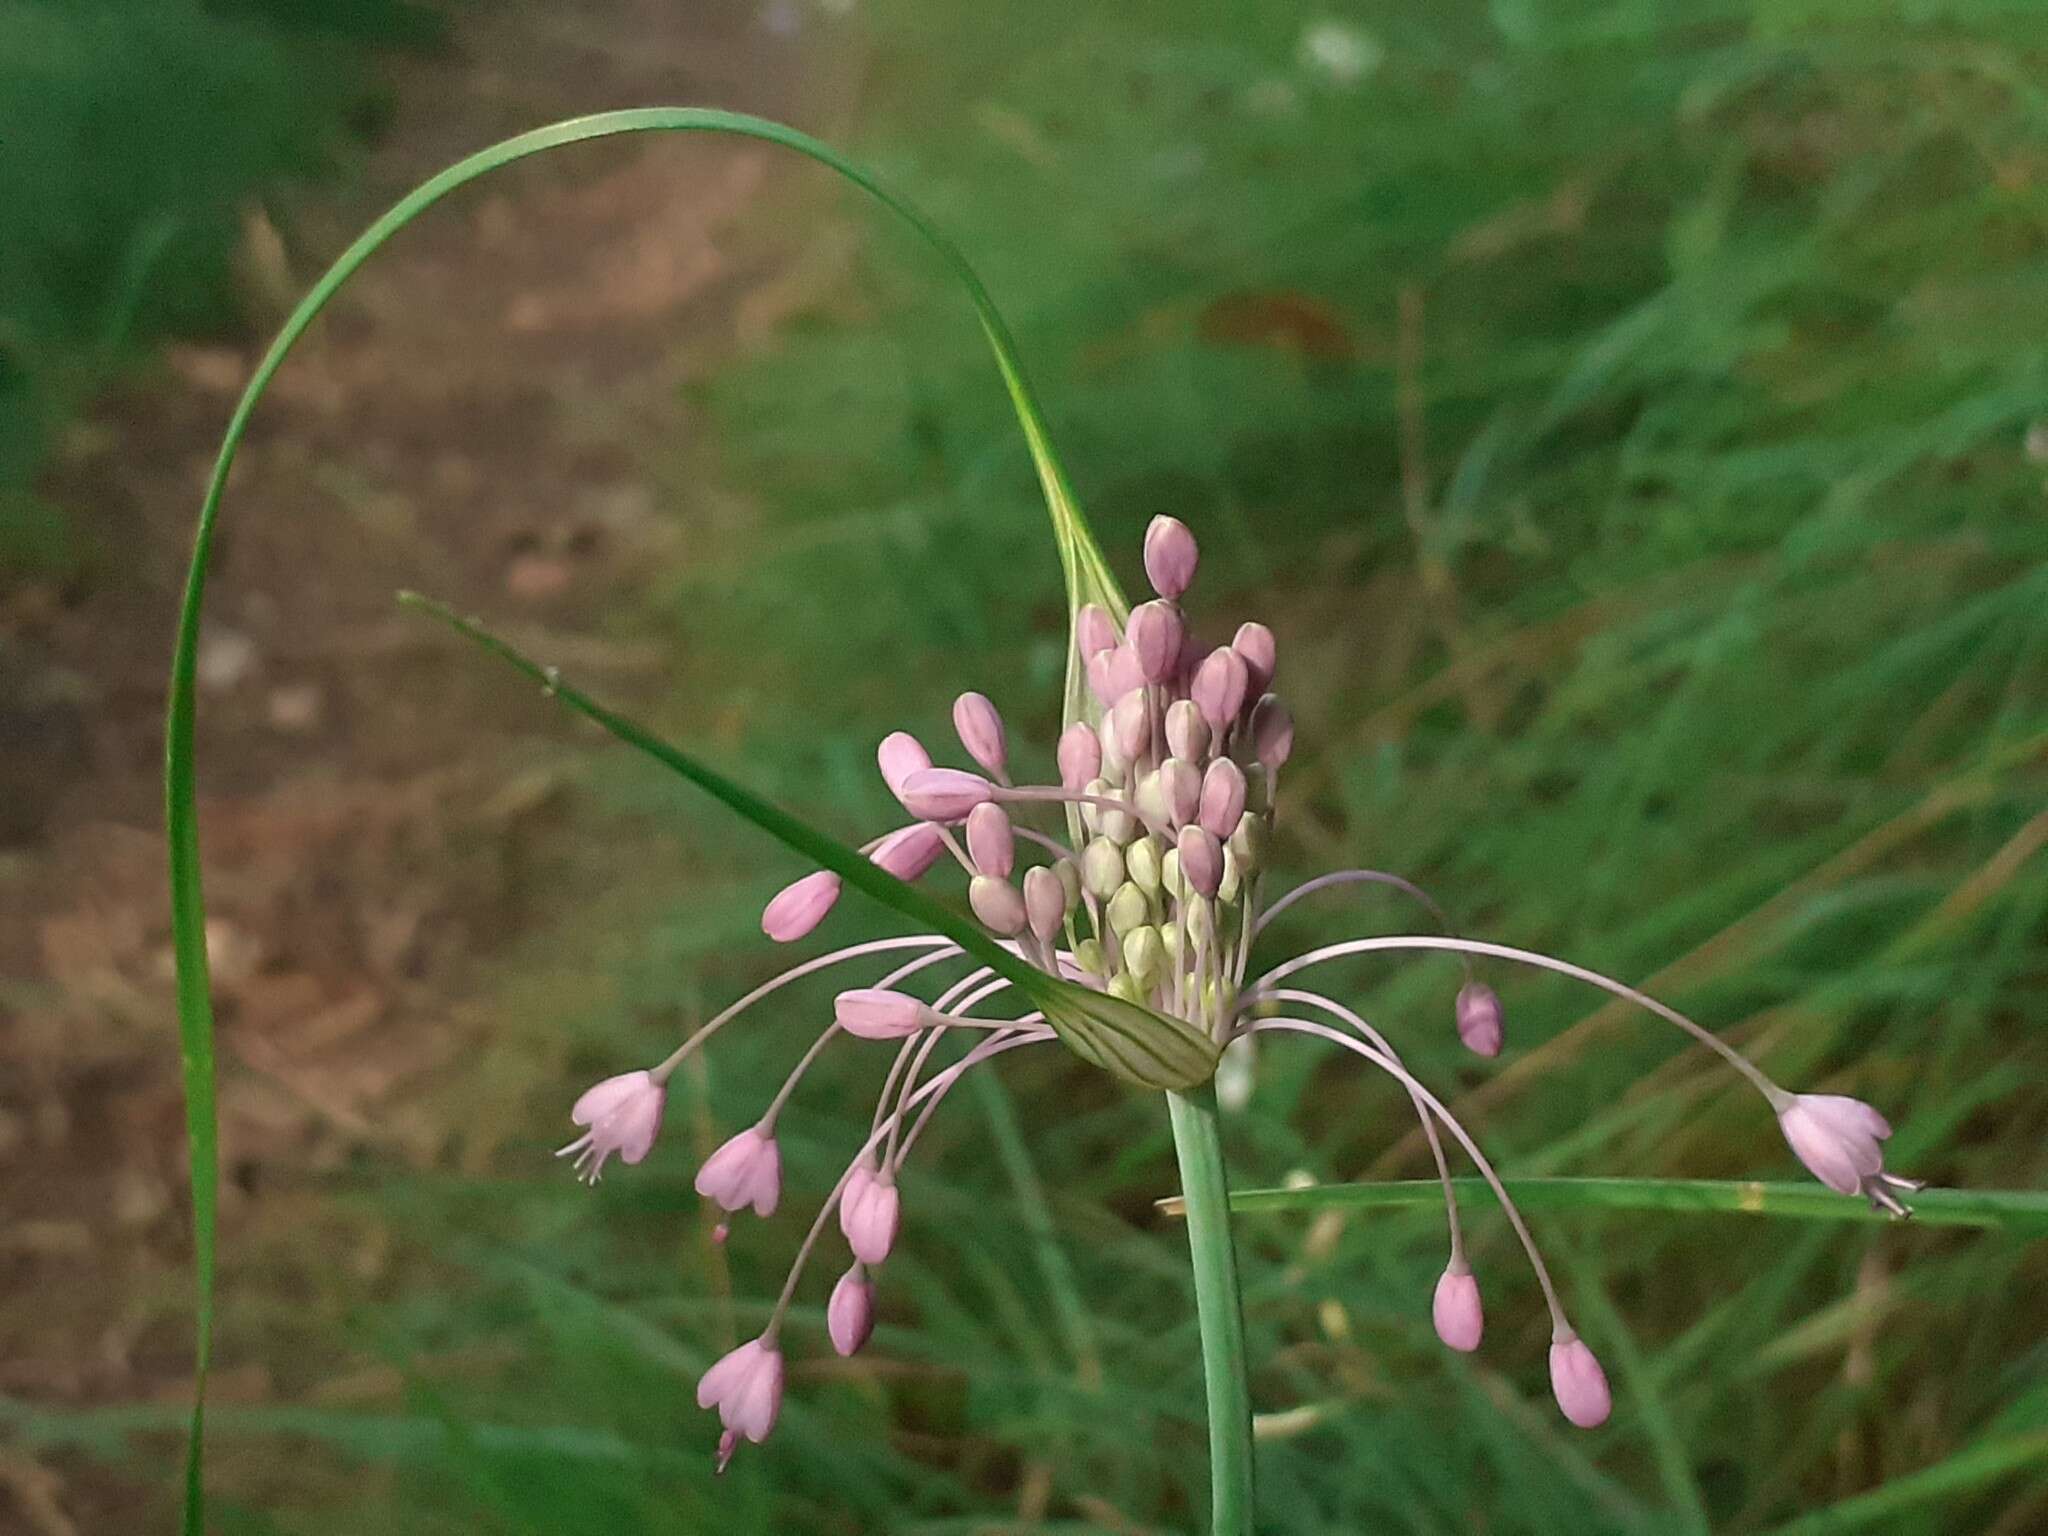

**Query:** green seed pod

left=1126, top=834, right=1164, bottom=896
left=1081, top=836, right=1125, bottom=902
left=1106, top=880, right=1149, bottom=937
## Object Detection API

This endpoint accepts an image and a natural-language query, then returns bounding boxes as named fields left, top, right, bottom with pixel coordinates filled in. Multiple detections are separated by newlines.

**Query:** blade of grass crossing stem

left=163, top=108, right=1155, bottom=1535
left=1158, top=1177, right=2048, bottom=1232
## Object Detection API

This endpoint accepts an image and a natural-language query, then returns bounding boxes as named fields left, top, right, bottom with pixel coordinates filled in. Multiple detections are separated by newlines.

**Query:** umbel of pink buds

left=695, top=1123, right=782, bottom=1216
left=1455, top=982, right=1504, bottom=1058
left=1548, top=1332, right=1613, bottom=1428
left=839, top=1159, right=901, bottom=1265
left=557, top=1070, right=667, bottom=1184
left=1432, top=1262, right=1484, bottom=1353
left=828, top=1266, right=876, bottom=1356
left=697, top=1336, right=784, bottom=1449
left=1777, top=1093, right=1923, bottom=1215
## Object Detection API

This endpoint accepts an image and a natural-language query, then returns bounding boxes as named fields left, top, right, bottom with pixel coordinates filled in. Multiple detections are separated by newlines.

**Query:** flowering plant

left=162, top=109, right=1969, bottom=1536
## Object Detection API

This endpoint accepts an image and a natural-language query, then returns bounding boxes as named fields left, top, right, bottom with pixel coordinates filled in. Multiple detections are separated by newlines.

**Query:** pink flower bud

left=877, top=731, right=932, bottom=797
left=840, top=1162, right=902, bottom=1265
left=1159, top=757, right=1202, bottom=828
left=1233, top=621, right=1277, bottom=694
left=1192, top=646, right=1248, bottom=732
left=835, top=988, right=931, bottom=1040
left=557, top=1070, right=667, bottom=1184
left=952, top=690, right=1008, bottom=778
left=696, top=1336, right=784, bottom=1444
left=695, top=1124, right=782, bottom=1216
left=1199, top=758, right=1247, bottom=840
left=1455, top=982, right=1504, bottom=1058
left=1057, top=720, right=1103, bottom=791
left=1086, top=647, right=1119, bottom=706
left=1165, top=699, right=1210, bottom=761
left=969, top=874, right=1027, bottom=936
left=761, top=870, right=841, bottom=942
left=1548, top=1333, right=1612, bottom=1428
left=1249, top=693, right=1294, bottom=771
left=1076, top=603, right=1118, bottom=662
left=1177, top=825, right=1223, bottom=898
left=871, top=823, right=945, bottom=881
left=966, top=801, right=1015, bottom=878
left=1128, top=600, right=1186, bottom=684
left=1023, top=865, right=1067, bottom=942
left=899, top=767, right=992, bottom=822
left=828, top=1265, right=876, bottom=1356
left=1110, top=689, right=1151, bottom=766
left=1143, top=514, right=1199, bottom=599
left=1432, top=1263, right=1483, bottom=1352
left=1777, top=1093, right=1919, bottom=1213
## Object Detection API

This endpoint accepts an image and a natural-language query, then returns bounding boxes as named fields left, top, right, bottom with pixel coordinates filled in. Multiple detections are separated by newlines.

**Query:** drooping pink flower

left=898, top=767, right=993, bottom=822
left=761, top=870, right=841, bottom=942
left=828, top=1265, right=876, bottom=1356
left=1455, top=982, right=1504, bottom=1058
left=697, top=1336, right=784, bottom=1444
left=557, top=1070, right=667, bottom=1184
left=1777, top=1093, right=1920, bottom=1213
left=1432, top=1263, right=1483, bottom=1353
left=953, top=691, right=1008, bottom=779
left=695, top=1124, right=782, bottom=1216
left=1549, top=1333, right=1611, bottom=1428
left=839, top=1161, right=902, bottom=1265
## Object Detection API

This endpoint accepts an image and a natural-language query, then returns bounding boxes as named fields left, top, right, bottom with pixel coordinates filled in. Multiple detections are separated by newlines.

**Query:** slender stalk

left=1167, top=1087, right=1255, bottom=1536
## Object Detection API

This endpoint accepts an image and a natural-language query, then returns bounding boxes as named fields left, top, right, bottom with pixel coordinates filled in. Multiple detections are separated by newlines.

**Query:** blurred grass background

left=5, top=0, right=2046, bottom=1532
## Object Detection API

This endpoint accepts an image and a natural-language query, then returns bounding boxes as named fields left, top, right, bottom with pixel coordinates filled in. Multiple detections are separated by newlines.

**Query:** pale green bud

left=1161, top=845, right=1185, bottom=900
left=1081, top=837, right=1125, bottom=902
left=1122, top=924, right=1165, bottom=983
left=1072, top=936, right=1107, bottom=977
left=1133, top=769, right=1170, bottom=831
left=1218, top=845, right=1243, bottom=904
left=1229, top=809, right=1268, bottom=870
left=1185, top=896, right=1215, bottom=944
left=1106, top=880, right=1149, bottom=937
left=1108, top=969, right=1147, bottom=1004
left=1055, top=856, right=1083, bottom=909
left=1126, top=834, right=1164, bottom=896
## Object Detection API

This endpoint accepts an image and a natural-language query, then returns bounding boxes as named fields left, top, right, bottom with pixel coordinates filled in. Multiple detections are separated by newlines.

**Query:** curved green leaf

left=160, top=108, right=1159, bottom=1536
left=1155, top=1176, right=2048, bottom=1232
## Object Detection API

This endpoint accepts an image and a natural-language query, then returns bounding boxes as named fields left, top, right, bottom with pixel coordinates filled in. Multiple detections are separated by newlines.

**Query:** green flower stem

left=1168, top=1087, right=1256, bottom=1536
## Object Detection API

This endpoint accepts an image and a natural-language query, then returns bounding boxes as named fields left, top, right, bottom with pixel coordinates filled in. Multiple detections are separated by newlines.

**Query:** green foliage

left=0, top=0, right=434, bottom=576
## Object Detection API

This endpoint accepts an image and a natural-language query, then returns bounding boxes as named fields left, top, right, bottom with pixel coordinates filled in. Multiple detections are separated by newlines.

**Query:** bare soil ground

left=0, top=4, right=853, bottom=1525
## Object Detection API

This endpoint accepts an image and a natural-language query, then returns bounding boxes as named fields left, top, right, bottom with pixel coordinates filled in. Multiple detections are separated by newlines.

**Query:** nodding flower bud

left=695, top=1124, right=782, bottom=1217
left=1548, top=1332, right=1612, bottom=1428
left=1057, top=719, right=1103, bottom=791
left=697, top=1336, right=784, bottom=1446
left=1110, top=689, right=1151, bottom=766
left=1177, top=825, right=1224, bottom=898
left=966, top=801, right=1015, bottom=878
left=1090, top=645, right=1147, bottom=708
left=1128, top=600, right=1186, bottom=684
left=1192, top=646, right=1249, bottom=733
left=1160, top=756, right=1202, bottom=829
left=898, top=767, right=992, bottom=822
left=1228, top=810, right=1268, bottom=870
left=1217, top=845, right=1242, bottom=904
left=1432, top=1262, right=1483, bottom=1353
left=1455, top=982, right=1504, bottom=1058
left=1076, top=603, right=1118, bottom=662
left=1126, top=833, right=1164, bottom=895
left=1083, top=777, right=1136, bottom=842
left=558, top=1070, right=667, bottom=1183
left=1055, top=856, right=1082, bottom=908
left=1200, top=758, right=1248, bottom=841
left=1081, top=837, right=1125, bottom=901
left=877, top=731, right=932, bottom=798
left=1023, top=865, right=1067, bottom=941
left=952, top=691, right=1008, bottom=778
left=1233, top=621, right=1277, bottom=695
left=1143, top=514, right=1199, bottom=599
left=1165, top=698, right=1211, bottom=762
left=834, top=988, right=932, bottom=1040
left=840, top=1161, right=901, bottom=1265
left=871, top=823, right=945, bottom=881
left=969, top=874, right=1028, bottom=936
left=1106, top=880, right=1149, bottom=938
left=1133, top=769, right=1172, bottom=831
left=1777, top=1093, right=1921, bottom=1214
left=828, top=1265, right=876, bottom=1357
left=1249, top=693, right=1294, bottom=771
left=762, top=871, right=841, bottom=942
